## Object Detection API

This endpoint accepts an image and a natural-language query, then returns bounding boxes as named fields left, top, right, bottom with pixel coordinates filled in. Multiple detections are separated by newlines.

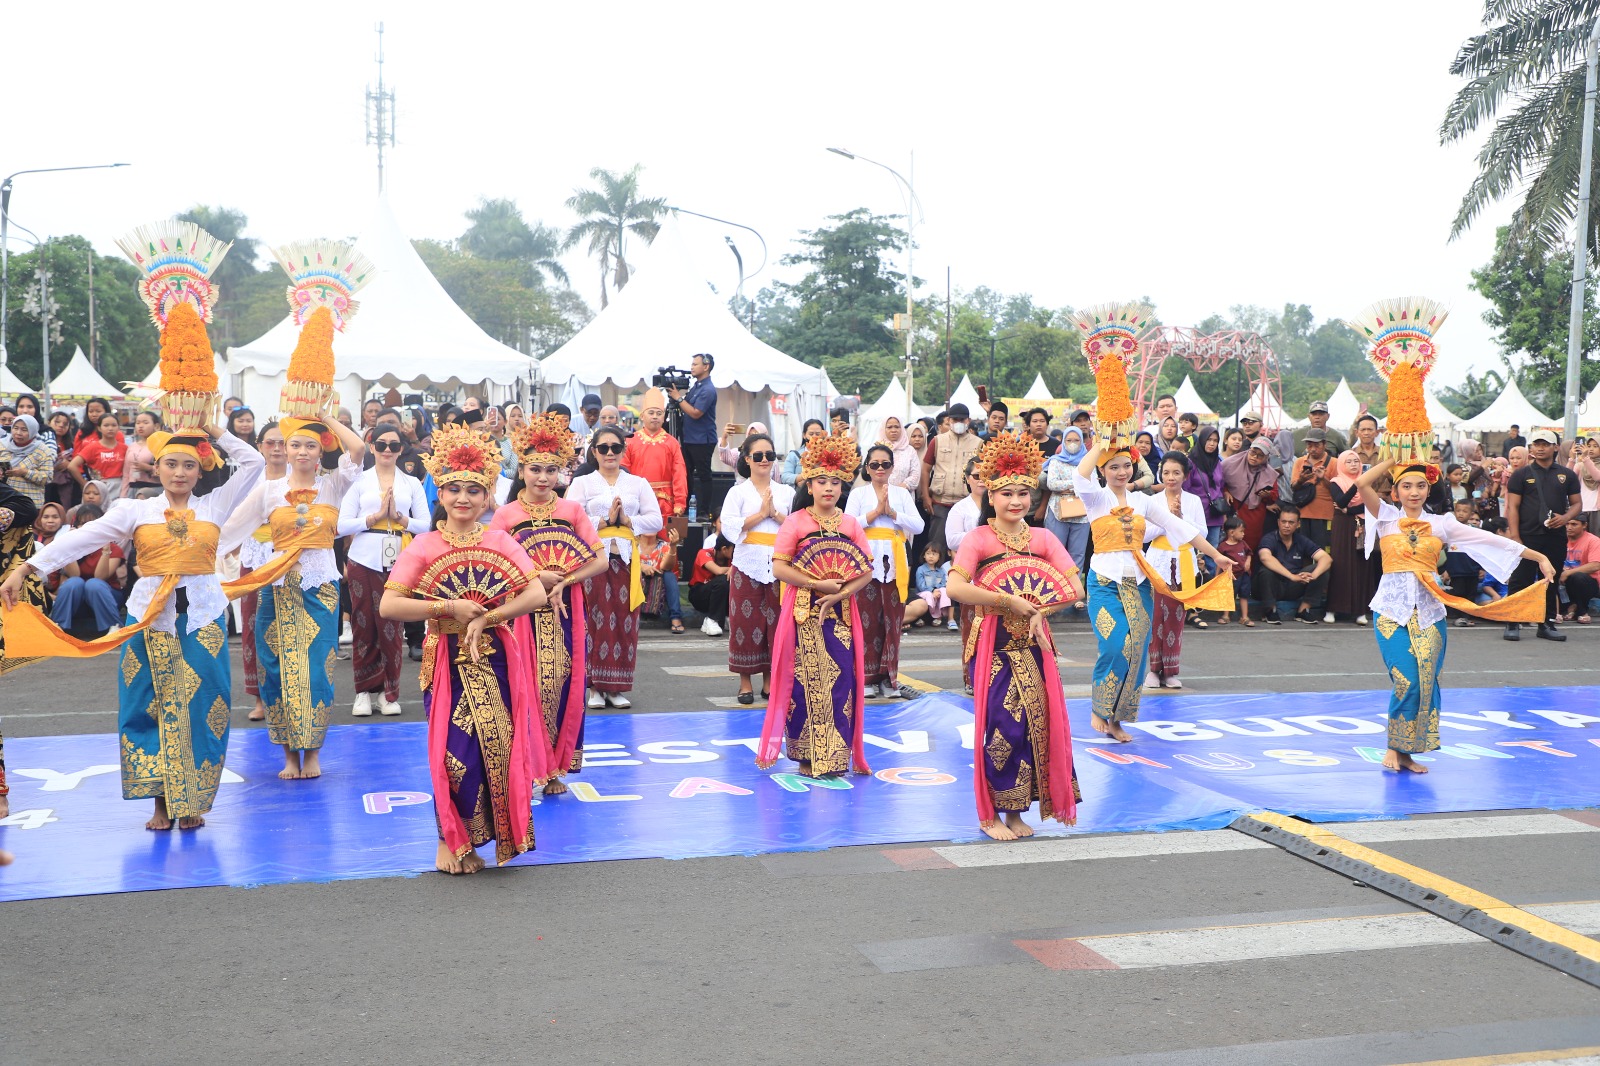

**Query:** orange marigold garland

left=976, top=432, right=1043, bottom=490
left=1074, top=301, right=1150, bottom=443
left=1346, top=296, right=1447, bottom=472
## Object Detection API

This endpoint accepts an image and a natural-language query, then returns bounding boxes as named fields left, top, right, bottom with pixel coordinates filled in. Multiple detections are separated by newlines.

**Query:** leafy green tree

left=1437, top=367, right=1508, bottom=421
left=1442, top=2, right=1600, bottom=256
left=461, top=198, right=568, bottom=289
left=762, top=208, right=908, bottom=365
left=563, top=165, right=667, bottom=309
left=2, top=236, right=152, bottom=390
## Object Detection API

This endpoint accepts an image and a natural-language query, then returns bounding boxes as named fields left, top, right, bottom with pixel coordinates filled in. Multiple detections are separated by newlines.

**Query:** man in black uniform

left=1504, top=428, right=1583, bottom=641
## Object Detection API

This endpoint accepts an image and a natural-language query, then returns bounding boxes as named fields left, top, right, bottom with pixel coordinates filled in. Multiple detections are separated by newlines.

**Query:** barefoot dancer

left=238, top=422, right=286, bottom=721
left=1070, top=304, right=1236, bottom=742
left=756, top=433, right=875, bottom=777
left=489, top=414, right=607, bottom=793
left=1347, top=297, right=1552, bottom=773
left=720, top=432, right=793, bottom=705
left=846, top=443, right=925, bottom=699
left=947, top=433, right=1083, bottom=841
left=380, top=424, right=552, bottom=874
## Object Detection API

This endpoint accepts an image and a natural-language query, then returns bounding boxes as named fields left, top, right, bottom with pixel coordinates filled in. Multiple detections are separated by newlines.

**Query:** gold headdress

left=1074, top=302, right=1150, bottom=444
left=1347, top=296, right=1446, bottom=483
left=117, top=221, right=233, bottom=432
left=799, top=431, right=860, bottom=482
left=976, top=432, right=1043, bottom=490
left=511, top=414, right=577, bottom=466
left=422, top=424, right=501, bottom=490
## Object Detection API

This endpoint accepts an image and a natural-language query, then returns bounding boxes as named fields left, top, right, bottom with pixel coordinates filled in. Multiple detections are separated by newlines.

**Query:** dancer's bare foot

left=435, top=842, right=468, bottom=874
left=1004, top=812, right=1034, bottom=838
left=980, top=820, right=1018, bottom=841
left=248, top=698, right=267, bottom=722
left=299, top=751, right=322, bottom=779
left=797, top=759, right=813, bottom=777
left=278, top=748, right=302, bottom=780
left=1091, top=716, right=1133, bottom=743
left=1381, top=749, right=1429, bottom=773
left=461, top=851, right=486, bottom=874
left=543, top=779, right=568, bottom=796
left=145, top=798, right=172, bottom=831
left=0, top=850, right=11, bottom=865
left=177, top=815, right=205, bottom=830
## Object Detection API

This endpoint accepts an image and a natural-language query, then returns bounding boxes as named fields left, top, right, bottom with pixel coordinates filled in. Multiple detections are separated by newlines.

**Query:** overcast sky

left=7, top=2, right=1522, bottom=389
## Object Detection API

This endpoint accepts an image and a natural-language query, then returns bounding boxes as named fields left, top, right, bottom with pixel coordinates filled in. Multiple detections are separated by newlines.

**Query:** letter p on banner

left=364, top=791, right=432, bottom=815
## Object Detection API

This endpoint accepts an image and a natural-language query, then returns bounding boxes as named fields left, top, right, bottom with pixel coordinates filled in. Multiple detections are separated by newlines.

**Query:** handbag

left=1052, top=490, right=1086, bottom=521
left=1208, top=496, right=1233, bottom=518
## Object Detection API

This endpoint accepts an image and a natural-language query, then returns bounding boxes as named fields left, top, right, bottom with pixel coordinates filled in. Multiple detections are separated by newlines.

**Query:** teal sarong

left=1374, top=611, right=1446, bottom=754
left=1088, top=573, right=1154, bottom=723
left=257, top=580, right=339, bottom=752
left=117, top=611, right=232, bottom=818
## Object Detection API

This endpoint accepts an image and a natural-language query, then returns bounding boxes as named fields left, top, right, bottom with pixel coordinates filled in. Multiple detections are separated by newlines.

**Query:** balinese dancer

left=237, top=239, right=373, bottom=779
left=237, top=421, right=285, bottom=721
left=947, top=432, right=1083, bottom=840
left=1071, top=304, right=1236, bottom=742
left=379, top=424, right=553, bottom=874
left=756, top=433, right=875, bottom=777
left=720, top=432, right=794, bottom=705
left=2, top=220, right=268, bottom=831
left=1144, top=452, right=1206, bottom=689
left=1347, top=298, right=1552, bottom=773
left=846, top=443, right=925, bottom=699
left=489, top=414, right=607, bottom=790
left=0, top=481, right=47, bottom=825
left=567, top=425, right=662, bottom=710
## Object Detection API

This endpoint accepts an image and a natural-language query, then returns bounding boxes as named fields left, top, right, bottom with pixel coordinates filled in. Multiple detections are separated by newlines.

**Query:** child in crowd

left=1445, top=499, right=1482, bottom=628
left=1216, top=515, right=1254, bottom=627
left=638, top=527, right=684, bottom=634
left=688, top=523, right=732, bottom=634
left=911, top=544, right=953, bottom=629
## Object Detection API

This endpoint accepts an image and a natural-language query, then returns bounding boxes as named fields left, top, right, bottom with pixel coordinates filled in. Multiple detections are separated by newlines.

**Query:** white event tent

left=49, top=346, right=125, bottom=401
left=1231, top=382, right=1304, bottom=431
left=947, top=374, right=983, bottom=414
left=0, top=364, right=36, bottom=398
left=227, top=197, right=535, bottom=416
left=1023, top=373, right=1053, bottom=400
left=1425, top=388, right=1461, bottom=434
left=1455, top=378, right=1557, bottom=435
left=856, top=375, right=934, bottom=449
left=1173, top=375, right=1218, bottom=421
left=1324, top=378, right=1363, bottom=433
left=538, top=220, right=833, bottom=452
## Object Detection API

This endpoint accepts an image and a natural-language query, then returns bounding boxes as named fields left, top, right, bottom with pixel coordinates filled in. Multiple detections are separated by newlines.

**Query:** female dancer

left=756, top=433, right=874, bottom=777
left=0, top=481, right=45, bottom=815
left=236, top=412, right=366, bottom=779
left=490, top=414, right=607, bottom=789
left=1145, top=452, right=1207, bottom=688
left=236, top=423, right=285, bottom=720
left=1075, top=441, right=1235, bottom=740
left=1, top=424, right=264, bottom=829
left=567, top=425, right=662, bottom=710
left=720, top=432, right=793, bottom=704
left=1327, top=450, right=1376, bottom=626
left=339, top=423, right=431, bottom=716
left=379, top=424, right=552, bottom=874
left=846, top=443, right=924, bottom=698
left=947, top=432, right=1083, bottom=841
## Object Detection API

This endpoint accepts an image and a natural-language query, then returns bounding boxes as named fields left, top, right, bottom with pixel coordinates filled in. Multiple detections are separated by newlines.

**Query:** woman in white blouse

left=720, top=432, right=794, bottom=704
left=846, top=443, right=926, bottom=698
left=237, top=422, right=286, bottom=721
left=338, top=423, right=431, bottom=717
left=566, top=425, right=663, bottom=709
left=1144, top=452, right=1208, bottom=689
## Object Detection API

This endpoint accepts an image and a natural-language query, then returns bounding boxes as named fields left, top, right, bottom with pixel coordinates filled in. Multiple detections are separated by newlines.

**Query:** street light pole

left=827, top=148, right=923, bottom=421
left=0, top=163, right=130, bottom=371
left=1564, top=17, right=1600, bottom=443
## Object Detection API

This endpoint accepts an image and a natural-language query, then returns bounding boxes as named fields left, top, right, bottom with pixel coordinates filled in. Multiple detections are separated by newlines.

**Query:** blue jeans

left=1202, top=525, right=1224, bottom=579
left=51, top=576, right=122, bottom=634
left=1043, top=513, right=1090, bottom=610
left=661, top=570, right=682, bottom=621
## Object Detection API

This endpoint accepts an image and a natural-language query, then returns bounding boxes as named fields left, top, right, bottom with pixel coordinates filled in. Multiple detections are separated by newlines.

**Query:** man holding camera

left=668, top=353, right=717, bottom=520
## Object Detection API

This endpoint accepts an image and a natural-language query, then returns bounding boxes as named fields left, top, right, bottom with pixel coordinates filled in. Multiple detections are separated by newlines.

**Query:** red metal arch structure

left=1133, top=326, right=1286, bottom=429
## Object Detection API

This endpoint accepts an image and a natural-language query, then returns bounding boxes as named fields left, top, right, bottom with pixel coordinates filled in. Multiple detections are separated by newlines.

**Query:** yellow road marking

left=1392, top=1046, right=1600, bottom=1065
left=1250, top=811, right=1600, bottom=964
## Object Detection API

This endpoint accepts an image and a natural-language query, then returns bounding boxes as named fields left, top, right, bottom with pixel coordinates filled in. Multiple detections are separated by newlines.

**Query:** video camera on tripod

left=651, top=366, right=692, bottom=438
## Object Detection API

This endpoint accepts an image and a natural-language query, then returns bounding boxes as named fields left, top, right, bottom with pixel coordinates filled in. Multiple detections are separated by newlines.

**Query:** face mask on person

left=952, top=421, right=968, bottom=436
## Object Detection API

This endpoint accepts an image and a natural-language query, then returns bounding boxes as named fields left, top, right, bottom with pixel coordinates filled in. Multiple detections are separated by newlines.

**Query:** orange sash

left=1380, top=521, right=1544, bottom=624
left=1089, top=510, right=1235, bottom=612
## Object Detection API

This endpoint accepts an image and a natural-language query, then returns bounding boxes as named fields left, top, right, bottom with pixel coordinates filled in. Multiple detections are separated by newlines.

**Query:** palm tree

left=460, top=198, right=569, bottom=289
left=1443, top=1, right=1600, bottom=256
left=563, top=165, right=667, bottom=308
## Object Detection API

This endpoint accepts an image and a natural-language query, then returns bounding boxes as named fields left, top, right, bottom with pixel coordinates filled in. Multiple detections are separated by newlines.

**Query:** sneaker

left=1163, top=677, right=1183, bottom=690
left=1144, top=672, right=1162, bottom=689
left=379, top=698, right=403, bottom=716
left=339, top=621, right=353, bottom=646
left=586, top=689, right=605, bottom=709
left=1355, top=614, right=1369, bottom=627
left=947, top=618, right=959, bottom=631
left=700, top=617, right=723, bottom=636
left=1296, top=611, right=1318, bottom=625
left=609, top=692, right=633, bottom=708
left=351, top=692, right=373, bottom=717
left=1504, top=623, right=1521, bottom=642
left=1452, top=618, right=1470, bottom=628
left=1267, top=616, right=1283, bottom=626
left=863, top=682, right=881, bottom=699
left=1322, top=611, right=1335, bottom=624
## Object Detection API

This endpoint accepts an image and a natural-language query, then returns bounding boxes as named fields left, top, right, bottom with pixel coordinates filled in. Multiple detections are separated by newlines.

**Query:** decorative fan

left=792, top=533, right=871, bottom=582
left=413, top=549, right=529, bottom=608
left=512, top=523, right=597, bottom=577
left=975, top=554, right=1075, bottom=614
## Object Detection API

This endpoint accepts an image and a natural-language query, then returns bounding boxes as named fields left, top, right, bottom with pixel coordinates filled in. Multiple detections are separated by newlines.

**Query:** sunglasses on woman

left=593, top=442, right=624, bottom=456
left=371, top=438, right=404, bottom=453
left=866, top=460, right=893, bottom=471
left=746, top=450, right=776, bottom=463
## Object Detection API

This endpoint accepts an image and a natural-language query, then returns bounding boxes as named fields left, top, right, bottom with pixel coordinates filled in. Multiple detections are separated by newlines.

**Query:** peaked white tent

left=227, top=196, right=535, bottom=416
left=1577, top=379, right=1600, bottom=433
left=1324, top=378, right=1363, bottom=434
left=947, top=374, right=982, bottom=414
left=1172, top=375, right=1218, bottom=421
left=49, top=346, right=124, bottom=401
left=0, top=364, right=36, bottom=397
left=1455, top=378, right=1556, bottom=434
left=1425, top=388, right=1461, bottom=432
left=1023, top=373, right=1053, bottom=401
left=538, top=219, right=833, bottom=451
left=1231, top=382, right=1303, bottom=431
left=857, top=376, right=934, bottom=449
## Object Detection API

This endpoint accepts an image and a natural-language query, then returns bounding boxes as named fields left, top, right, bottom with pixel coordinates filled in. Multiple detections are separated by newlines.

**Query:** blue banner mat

left=2, top=685, right=1598, bottom=901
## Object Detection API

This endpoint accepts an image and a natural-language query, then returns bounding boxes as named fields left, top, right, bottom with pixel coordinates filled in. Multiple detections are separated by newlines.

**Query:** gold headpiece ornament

left=1346, top=296, right=1447, bottom=483
left=976, top=431, right=1043, bottom=490
left=1074, top=301, right=1151, bottom=445
left=799, top=431, right=860, bottom=482
left=511, top=414, right=577, bottom=467
left=423, top=424, right=501, bottom=491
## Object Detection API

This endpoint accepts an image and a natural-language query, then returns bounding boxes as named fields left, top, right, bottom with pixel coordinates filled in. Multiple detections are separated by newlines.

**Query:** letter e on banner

left=364, top=791, right=431, bottom=815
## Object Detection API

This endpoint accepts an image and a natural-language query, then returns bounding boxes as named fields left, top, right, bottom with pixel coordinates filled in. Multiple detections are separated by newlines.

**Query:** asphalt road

left=2, top=616, right=1597, bottom=1065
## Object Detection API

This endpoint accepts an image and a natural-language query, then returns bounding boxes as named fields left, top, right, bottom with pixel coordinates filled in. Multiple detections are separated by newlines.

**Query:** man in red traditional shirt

left=623, top=387, right=687, bottom=517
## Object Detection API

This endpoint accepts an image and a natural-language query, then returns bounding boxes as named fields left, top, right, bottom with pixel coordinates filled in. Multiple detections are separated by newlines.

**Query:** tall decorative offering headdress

left=1347, top=296, right=1446, bottom=482
left=511, top=413, right=577, bottom=467
left=799, top=431, right=860, bottom=482
left=271, top=239, right=375, bottom=451
left=976, top=431, right=1043, bottom=490
left=116, top=221, right=233, bottom=430
left=422, top=424, right=502, bottom=490
left=1074, top=301, right=1151, bottom=464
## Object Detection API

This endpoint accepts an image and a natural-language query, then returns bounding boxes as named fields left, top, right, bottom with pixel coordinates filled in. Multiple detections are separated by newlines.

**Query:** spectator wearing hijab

left=0, top=414, right=54, bottom=509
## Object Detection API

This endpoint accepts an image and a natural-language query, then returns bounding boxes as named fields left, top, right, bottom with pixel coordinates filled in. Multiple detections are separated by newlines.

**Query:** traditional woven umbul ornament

left=269, top=239, right=376, bottom=417
left=1073, top=302, right=1152, bottom=447
left=116, top=221, right=233, bottom=430
left=1347, top=296, right=1447, bottom=480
